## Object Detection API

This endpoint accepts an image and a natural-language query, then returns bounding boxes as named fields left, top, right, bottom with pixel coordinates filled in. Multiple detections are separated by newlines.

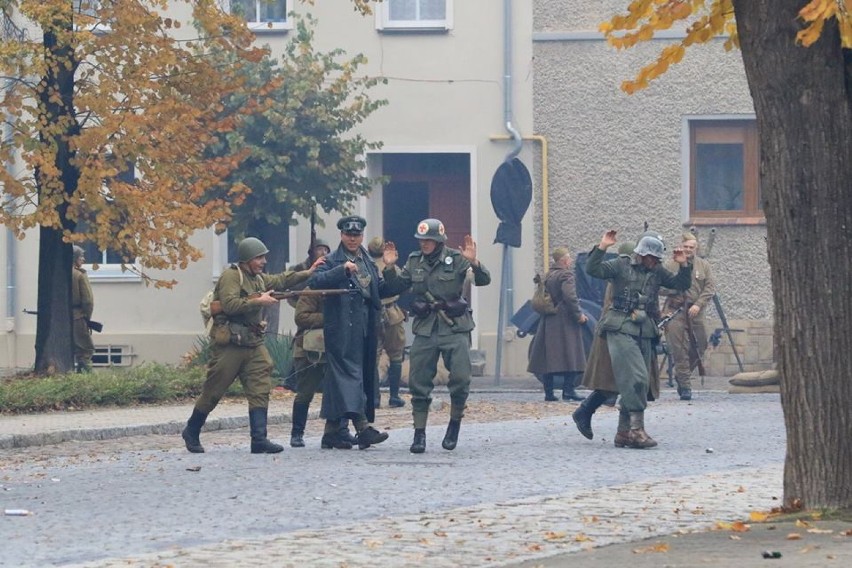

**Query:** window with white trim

left=689, top=119, right=762, bottom=221
left=377, top=0, right=453, bottom=31
left=229, top=0, right=293, bottom=32
left=76, top=161, right=140, bottom=280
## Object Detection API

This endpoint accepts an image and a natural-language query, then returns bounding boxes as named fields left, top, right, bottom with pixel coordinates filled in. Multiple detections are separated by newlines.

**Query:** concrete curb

left=0, top=409, right=320, bottom=450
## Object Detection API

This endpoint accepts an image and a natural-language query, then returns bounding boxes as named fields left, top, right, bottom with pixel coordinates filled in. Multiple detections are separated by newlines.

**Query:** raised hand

left=460, top=235, right=478, bottom=263
left=672, top=247, right=687, bottom=265
left=599, top=230, right=617, bottom=249
left=308, top=256, right=325, bottom=272
left=382, top=240, right=399, bottom=266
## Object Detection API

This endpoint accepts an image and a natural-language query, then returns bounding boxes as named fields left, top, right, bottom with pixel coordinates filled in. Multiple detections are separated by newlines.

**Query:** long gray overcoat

left=527, top=265, right=587, bottom=375
left=308, top=244, right=389, bottom=423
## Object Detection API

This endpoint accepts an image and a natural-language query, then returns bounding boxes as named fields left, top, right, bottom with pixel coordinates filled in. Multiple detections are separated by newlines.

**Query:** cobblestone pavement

left=1, top=390, right=786, bottom=567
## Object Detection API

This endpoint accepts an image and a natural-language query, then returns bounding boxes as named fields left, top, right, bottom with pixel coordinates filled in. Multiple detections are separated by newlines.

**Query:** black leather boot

left=543, top=375, right=558, bottom=401
left=357, top=426, right=389, bottom=449
left=442, top=419, right=461, bottom=450
left=249, top=408, right=284, bottom=454
left=561, top=373, right=586, bottom=401
left=387, top=362, right=405, bottom=408
left=571, top=390, right=610, bottom=440
left=290, top=401, right=309, bottom=448
left=182, top=409, right=208, bottom=453
left=410, top=428, right=426, bottom=454
left=338, top=417, right=358, bottom=445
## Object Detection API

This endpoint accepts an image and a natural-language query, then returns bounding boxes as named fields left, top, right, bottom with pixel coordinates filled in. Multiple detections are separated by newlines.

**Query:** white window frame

left=376, top=0, right=453, bottom=31
left=92, top=344, right=136, bottom=367
left=227, top=0, right=294, bottom=33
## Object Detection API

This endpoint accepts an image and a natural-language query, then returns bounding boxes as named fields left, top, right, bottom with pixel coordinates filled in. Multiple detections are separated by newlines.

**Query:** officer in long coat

left=584, top=230, right=692, bottom=449
left=181, top=237, right=318, bottom=454
left=381, top=219, right=491, bottom=454
left=307, top=215, right=391, bottom=450
left=527, top=247, right=587, bottom=402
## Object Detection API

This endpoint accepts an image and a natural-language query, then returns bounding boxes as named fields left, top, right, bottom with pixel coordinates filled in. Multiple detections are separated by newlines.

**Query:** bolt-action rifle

left=208, top=289, right=350, bottom=318
left=700, top=228, right=744, bottom=373
left=23, top=309, right=103, bottom=332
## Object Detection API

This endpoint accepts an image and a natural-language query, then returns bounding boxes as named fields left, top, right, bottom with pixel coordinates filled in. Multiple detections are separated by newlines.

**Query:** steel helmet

left=238, top=237, right=269, bottom=262
left=414, top=218, right=447, bottom=242
left=367, top=236, right=384, bottom=257
left=72, top=245, right=85, bottom=260
left=634, top=235, right=665, bottom=259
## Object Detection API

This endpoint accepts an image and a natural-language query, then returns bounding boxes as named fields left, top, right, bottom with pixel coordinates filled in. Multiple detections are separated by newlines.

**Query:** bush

left=0, top=363, right=245, bottom=414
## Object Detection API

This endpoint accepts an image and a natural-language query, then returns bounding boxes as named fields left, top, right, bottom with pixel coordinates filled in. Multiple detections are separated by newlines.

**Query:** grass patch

left=0, top=363, right=243, bottom=414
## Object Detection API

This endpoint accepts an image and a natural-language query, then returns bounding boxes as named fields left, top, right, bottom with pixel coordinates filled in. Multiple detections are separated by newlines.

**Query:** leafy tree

left=209, top=13, right=386, bottom=276
left=601, top=1, right=851, bottom=511
left=0, top=0, right=264, bottom=374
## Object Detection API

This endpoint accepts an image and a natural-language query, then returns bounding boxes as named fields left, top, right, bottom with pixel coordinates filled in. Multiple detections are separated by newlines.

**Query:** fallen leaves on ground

left=632, top=542, right=670, bottom=554
left=786, top=533, right=802, bottom=540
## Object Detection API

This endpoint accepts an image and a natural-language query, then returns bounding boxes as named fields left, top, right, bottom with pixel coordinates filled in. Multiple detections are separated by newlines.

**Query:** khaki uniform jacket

left=660, top=256, right=716, bottom=315
left=72, top=267, right=94, bottom=321
left=383, top=246, right=491, bottom=337
left=372, top=256, right=406, bottom=326
left=293, top=291, right=323, bottom=359
left=213, top=264, right=310, bottom=347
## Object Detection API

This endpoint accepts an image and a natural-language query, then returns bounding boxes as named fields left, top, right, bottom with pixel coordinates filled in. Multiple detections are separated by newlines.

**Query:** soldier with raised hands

left=382, top=219, right=491, bottom=454
left=585, top=229, right=692, bottom=449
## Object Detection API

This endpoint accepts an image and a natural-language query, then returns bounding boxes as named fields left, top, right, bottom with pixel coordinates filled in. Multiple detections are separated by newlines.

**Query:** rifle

left=700, top=228, right=744, bottom=373
left=424, top=291, right=456, bottom=327
left=23, top=309, right=103, bottom=332
left=656, top=306, right=682, bottom=329
left=209, top=289, right=351, bottom=318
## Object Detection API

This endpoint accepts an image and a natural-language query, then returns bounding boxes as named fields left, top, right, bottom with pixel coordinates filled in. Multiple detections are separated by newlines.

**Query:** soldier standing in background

left=367, top=236, right=407, bottom=409
left=72, top=246, right=95, bottom=373
left=660, top=232, right=716, bottom=401
left=382, top=219, right=491, bottom=454
left=181, top=237, right=320, bottom=454
left=288, top=290, right=326, bottom=448
left=585, top=230, right=691, bottom=449
left=527, top=247, right=588, bottom=403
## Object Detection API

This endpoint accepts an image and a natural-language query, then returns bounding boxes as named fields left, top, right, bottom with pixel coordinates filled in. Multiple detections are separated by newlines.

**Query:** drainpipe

left=2, top=19, right=18, bottom=371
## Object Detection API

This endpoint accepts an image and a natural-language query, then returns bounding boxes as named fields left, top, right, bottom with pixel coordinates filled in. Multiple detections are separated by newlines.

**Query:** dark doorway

left=384, top=181, right=430, bottom=272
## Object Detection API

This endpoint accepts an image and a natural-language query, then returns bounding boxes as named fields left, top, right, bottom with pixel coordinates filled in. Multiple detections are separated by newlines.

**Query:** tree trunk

left=733, top=0, right=852, bottom=510
left=34, top=18, right=79, bottom=375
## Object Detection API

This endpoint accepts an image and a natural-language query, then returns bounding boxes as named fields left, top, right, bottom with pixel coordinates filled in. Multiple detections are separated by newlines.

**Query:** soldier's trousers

left=409, top=332, right=471, bottom=429
left=605, top=331, right=653, bottom=413
left=664, top=314, right=707, bottom=389
left=73, top=317, right=94, bottom=371
left=195, top=343, right=273, bottom=413
left=378, top=320, right=406, bottom=363
left=294, top=356, right=325, bottom=406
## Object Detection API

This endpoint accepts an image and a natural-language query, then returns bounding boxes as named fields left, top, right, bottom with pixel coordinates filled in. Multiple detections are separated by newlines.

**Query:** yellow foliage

left=602, top=0, right=849, bottom=92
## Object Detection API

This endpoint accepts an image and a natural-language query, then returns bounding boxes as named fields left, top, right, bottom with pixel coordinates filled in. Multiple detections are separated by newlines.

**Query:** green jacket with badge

left=212, top=265, right=310, bottom=348
left=383, top=246, right=491, bottom=337
left=585, top=246, right=692, bottom=339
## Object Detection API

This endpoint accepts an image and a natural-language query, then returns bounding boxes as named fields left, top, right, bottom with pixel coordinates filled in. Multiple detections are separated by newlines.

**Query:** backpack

left=200, top=265, right=245, bottom=330
left=531, top=273, right=559, bottom=315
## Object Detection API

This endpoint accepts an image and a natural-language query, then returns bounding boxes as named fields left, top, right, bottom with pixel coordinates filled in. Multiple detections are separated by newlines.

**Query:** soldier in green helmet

left=583, top=229, right=692, bottom=449
left=181, top=236, right=322, bottom=454
left=382, top=218, right=491, bottom=454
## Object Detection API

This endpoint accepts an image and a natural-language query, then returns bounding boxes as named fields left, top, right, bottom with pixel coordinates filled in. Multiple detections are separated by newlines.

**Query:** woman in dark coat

left=528, top=247, right=588, bottom=402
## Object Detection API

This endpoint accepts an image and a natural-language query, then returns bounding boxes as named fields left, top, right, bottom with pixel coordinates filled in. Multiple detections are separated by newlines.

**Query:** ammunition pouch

left=227, top=322, right=264, bottom=347
left=443, top=298, right=469, bottom=318
left=410, top=299, right=432, bottom=318
left=611, top=296, right=638, bottom=313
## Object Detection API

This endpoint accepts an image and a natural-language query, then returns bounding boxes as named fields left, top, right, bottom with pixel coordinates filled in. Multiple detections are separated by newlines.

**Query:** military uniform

left=182, top=237, right=311, bottom=454
left=382, top=219, right=491, bottom=453
left=585, top=237, right=692, bottom=448
left=368, top=237, right=407, bottom=408
left=71, top=263, right=95, bottom=373
left=661, top=254, right=716, bottom=398
left=289, top=291, right=325, bottom=447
